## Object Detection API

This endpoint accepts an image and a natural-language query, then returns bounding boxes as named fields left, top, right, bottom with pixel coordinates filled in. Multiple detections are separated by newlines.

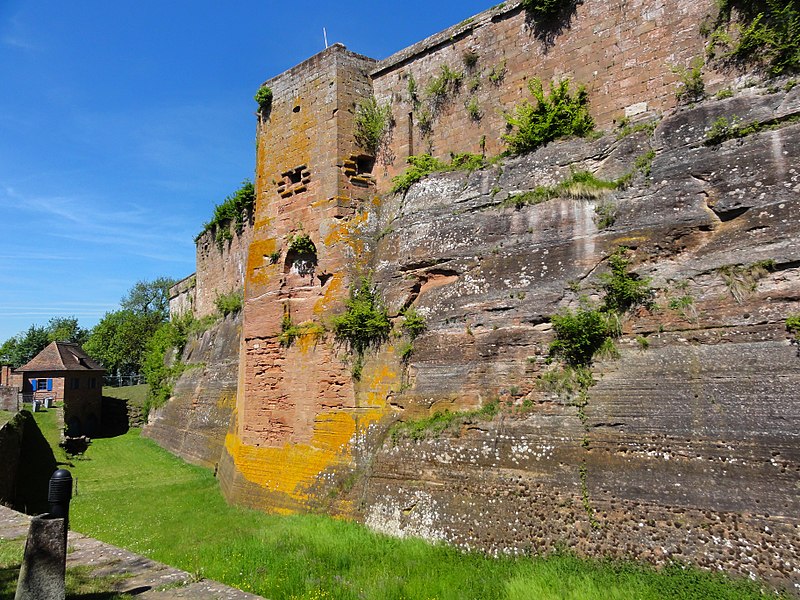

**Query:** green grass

left=0, top=411, right=13, bottom=427
left=102, top=384, right=148, bottom=406
left=25, top=412, right=787, bottom=600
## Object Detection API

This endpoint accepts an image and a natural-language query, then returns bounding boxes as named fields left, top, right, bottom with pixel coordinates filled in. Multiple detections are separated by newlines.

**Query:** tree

left=83, top=310, right=155, bottom=375
left=0, top=325, right=50, bottom=368
left=120, top=277, right=176, bottom=322
left=46, top=316, right=88, bottom=345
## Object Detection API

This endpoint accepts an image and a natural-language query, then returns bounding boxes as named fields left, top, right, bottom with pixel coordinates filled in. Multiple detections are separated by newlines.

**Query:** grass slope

left=102, top=384, right=148, bottom=407
left=29, top=413, right=786, bottom=600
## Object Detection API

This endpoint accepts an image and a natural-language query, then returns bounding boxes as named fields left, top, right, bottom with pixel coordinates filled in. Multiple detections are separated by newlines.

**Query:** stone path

left=0, top=505, right=265, bottom=599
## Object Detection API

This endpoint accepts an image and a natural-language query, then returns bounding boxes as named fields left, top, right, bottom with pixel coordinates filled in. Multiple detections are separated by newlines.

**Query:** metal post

left=48, top=469, right=73, bottom=528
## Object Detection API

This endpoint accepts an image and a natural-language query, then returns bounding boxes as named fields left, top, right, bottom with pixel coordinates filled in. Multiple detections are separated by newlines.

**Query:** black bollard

left=48, top=469, right=73, bottom=527
left=15, top=469, right=72, bottom=599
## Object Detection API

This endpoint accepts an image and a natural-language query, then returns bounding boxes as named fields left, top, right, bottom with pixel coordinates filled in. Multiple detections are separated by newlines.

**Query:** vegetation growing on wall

left=288, top=233, right=316, bottom=257
left=279, top=311, right=326, bottom=348
left=332, top=275, right=392, bottom=358
left=141, top=318, right=190, bottom=414
left=786, top=314, right=800, bottom=341
left=502, top=78, right=594, bottom=155
left=196, top=181, right=255, bottom=250
left=704, top=114, right=800, bottom=145
left=705, top=0, right=800, bottom=75
left=214, top=289, right=244, bottom=316
left=718, top=260, right=776, bottom=303
left=672, top=58, right=706, bottom=104
left=389, top=400, right=500, bottom=443
left=254, top=85, right=273, bottom=112
left=390, top=152, right=486, bottom=194
left=426, top=65, right=464, bottom=104
left=354, top=96, right=392, bottom=155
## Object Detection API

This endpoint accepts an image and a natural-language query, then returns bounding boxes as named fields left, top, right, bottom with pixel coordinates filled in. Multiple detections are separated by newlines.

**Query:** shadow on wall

left=525, top=0, right=584, bottom=50
left=97, top=396, right=130, bottom=438
left=13, top=411, right=57, bottom=515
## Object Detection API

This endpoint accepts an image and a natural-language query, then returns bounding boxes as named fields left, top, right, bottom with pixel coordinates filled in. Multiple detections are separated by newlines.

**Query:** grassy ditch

left=20, top=410, right=788, bottom=600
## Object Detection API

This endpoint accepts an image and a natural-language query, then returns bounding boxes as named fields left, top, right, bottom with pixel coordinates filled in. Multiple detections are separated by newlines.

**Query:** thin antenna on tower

left=323, top=27, right=329, bottom=49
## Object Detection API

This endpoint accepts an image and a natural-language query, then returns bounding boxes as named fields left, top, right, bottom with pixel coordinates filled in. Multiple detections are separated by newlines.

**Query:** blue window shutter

left=31, top=379, right=37, bottom=391
left=47, top=379, right=53, bottom=391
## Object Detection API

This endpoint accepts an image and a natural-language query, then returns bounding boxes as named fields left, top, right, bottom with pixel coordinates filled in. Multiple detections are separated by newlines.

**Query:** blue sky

left=0, top=0, right=491, bottom=342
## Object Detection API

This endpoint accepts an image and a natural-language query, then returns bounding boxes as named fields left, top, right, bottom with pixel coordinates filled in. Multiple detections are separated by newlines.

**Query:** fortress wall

left=370, top=0, right=719, bottom=189
left=194, top=219, right=253, bottom=320
left=168, top=274, right=196, bottom=320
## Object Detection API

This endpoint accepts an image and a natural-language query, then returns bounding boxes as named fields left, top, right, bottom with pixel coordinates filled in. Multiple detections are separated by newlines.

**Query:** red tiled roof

left=16, top=341, right=105, bottom=373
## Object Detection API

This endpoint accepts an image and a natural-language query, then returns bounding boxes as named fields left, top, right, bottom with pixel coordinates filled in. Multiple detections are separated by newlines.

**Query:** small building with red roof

left=15, top=341, right=104, bottom=436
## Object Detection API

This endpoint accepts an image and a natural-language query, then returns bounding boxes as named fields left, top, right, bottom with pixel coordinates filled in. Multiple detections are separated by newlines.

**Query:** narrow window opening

left=356, top=155, right=375, bottom=175
left=408, top=112, right=414, bottom=156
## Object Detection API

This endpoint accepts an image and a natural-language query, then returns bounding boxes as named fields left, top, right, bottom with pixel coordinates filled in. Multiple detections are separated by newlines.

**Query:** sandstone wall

left=220, top=44, right=385, bottom=514
left=350, top=84, right=800, bottom=589
left=143, top=312, right=242, bottom=469
left=157, top=0, right=800, bottom=591
left=195, top=219, right=253, bottom=320
left=168, top=274, right=196, bottom=320
left=371, top=0, right=722, bottom=190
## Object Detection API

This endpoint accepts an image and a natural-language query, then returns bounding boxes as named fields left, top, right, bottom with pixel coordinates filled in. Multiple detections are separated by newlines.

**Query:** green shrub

left=462, top=49, right=479, bottom=69
left=196, top=180, right=255, bottom=243
left=426, top=65, right=464, bottom=102
left=279, top=314, right=325, bottom=348
left=537, top=364, right=595, bottom=397
left=673, top=58, right=705, bottom=103
left=503, top=170, right=619, bottom=209
left=354, top=97, right=392, bottom=155
left=142, top=321, right=188, bottom=413
left=521, top=0, right=574, bottom=23
left=549, top=307, right=616, bottom=366
left=502, top=78, right=594, bottom=155
left=332, top=276, right=391, bottom=355
left=390, top=152, right=490, bottom=194
left=254, top=85, right=273, bottom=112
left=786, top=314, right=800, bottom=338
left=448, top=152, right=486, bottom=172
left=594, top=201, right=617, bottom=229
left=390, top=400, right=500, bottom=443
left=214, top=290, right=243, bottom=316
left=288, top=233, right=316, bottom=256
left=706, top=0, right=800, bottom=75
left=466, top=96, right=482, bottom=121
left=401, top=306, right=427, bottom=340
left=488, top=61, right=507, bottom=85
left=599, top=248, right=653, bottom=313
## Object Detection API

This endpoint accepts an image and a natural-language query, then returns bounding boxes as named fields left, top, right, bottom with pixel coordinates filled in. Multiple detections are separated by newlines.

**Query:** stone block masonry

left=370, top=0, right=723, bottom=190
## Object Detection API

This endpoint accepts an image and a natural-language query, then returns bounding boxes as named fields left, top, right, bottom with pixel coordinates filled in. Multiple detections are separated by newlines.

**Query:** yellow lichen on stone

left=246, top=238, right=279, bottom=287
left=313, top=272, right=345, bottom=315
left=224, top=352, right=399, bottom=510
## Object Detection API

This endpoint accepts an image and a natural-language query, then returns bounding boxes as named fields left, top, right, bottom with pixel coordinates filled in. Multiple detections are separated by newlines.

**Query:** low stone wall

left=0, top=386, right=19, bottom=412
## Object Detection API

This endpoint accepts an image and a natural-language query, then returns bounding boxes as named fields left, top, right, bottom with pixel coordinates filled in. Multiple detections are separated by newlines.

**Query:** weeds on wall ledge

left=195, top=180, right=255, bottom=252
left=502, top=78, right=594, bottom=155
left=354, top=96, right=393, bottom=157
